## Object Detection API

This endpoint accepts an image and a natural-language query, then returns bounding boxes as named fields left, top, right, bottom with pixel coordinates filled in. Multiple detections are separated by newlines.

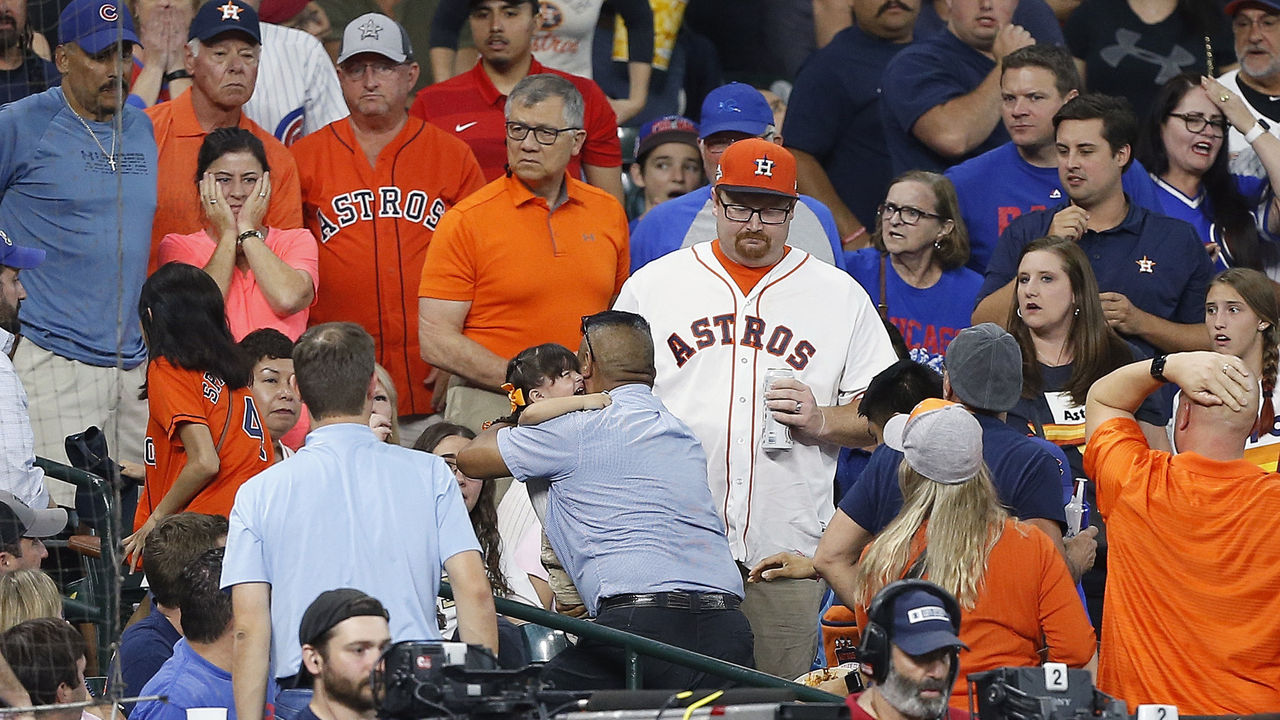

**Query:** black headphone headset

left=857, top=579, right=963, bottom=688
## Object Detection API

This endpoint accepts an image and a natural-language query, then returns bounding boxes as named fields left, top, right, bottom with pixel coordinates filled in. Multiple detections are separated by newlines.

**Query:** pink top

left=158, top=227, right=320, bottom=340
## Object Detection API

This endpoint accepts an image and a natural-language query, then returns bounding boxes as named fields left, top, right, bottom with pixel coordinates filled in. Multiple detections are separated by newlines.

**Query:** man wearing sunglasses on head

left=614, top=138, right=897, bottom=680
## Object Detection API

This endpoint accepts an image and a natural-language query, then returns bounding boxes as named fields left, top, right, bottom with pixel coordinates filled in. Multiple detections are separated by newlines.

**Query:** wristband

left=1245, top=119, right=1271, bottom=144
left=1150, top=353, right=1169, bottom=383
left=236, top=229, right=264, bottom=246
left=163, top=69, right=192, bottom=83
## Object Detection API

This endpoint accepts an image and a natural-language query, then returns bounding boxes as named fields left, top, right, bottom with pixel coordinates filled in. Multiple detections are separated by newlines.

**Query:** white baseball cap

left=337, top=13, right=411, bottom=64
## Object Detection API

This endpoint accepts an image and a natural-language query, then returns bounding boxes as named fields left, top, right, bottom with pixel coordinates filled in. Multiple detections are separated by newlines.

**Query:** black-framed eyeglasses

left=580, top=315, right=596, bottom=360
left=441, top=456, right=460, bottom=474
left=1167, top=112, right=1228, bottom=135
left=1233, top=13, right=1280, bottom=33
left=717, top=194, right=793, bottom=225
left=878, top=201, right=942, bottom=226
left=506, top=122, right=581, bottom=146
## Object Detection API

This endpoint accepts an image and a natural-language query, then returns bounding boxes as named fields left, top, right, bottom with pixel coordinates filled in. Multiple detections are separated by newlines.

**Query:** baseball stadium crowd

left=0, top=0, right=1275, bottom=718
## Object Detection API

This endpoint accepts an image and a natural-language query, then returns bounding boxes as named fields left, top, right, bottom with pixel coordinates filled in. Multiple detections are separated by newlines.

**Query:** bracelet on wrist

left=163, top=69, right=192, bottom=83
left=842, top=226, right=868, bottom=247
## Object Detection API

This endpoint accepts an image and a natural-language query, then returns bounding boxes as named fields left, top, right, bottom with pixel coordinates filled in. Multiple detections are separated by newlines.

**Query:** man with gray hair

left=419, top=73, right=629, bottom=429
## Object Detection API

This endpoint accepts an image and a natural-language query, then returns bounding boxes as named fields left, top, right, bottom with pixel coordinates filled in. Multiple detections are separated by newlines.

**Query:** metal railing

left=439, top=582, right=843, bottom=703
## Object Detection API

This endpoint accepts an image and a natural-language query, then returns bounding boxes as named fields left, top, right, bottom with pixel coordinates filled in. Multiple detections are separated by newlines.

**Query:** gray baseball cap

left=337, top=13, right=411, bottom=64
left=883, top=399, right=983, bottom=485
left=944, top=323, right=1023, bottom=413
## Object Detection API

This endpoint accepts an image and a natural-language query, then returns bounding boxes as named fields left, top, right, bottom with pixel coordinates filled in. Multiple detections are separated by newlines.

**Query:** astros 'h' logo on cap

left=754, top=157, right=774, bottom=177
left=217, top=1, right=243, bottom=20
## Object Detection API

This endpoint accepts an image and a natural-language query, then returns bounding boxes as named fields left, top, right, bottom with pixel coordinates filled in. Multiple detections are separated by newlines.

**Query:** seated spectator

left=0, top=231, right=52, bottom=510
left=158, top=128, right=318, bottom=341
left=974, top=94, right=1214, bottom=358
left=842, top=580, right=970, bottom=719
left=627, top=115, right=703, bottom=227
left=369, top=364, right=399, bottom=445
left=134, top=548, right=255, bottom=720
left=1167, top=268, right=1280, bottom=469
left=0, top=568, right=60, bottom=632
left=945, top=45, right=1162, bottom=273
left=846, top=171, right=982, bottom=371
left=125, top=263, right=274, bottom=564
left=1136, top=73, right=1280, bottom=273
left=0, top=618, right=99, bottom=718
left=853, top=399, right=1096, bottom=706
left=294, top=589, right=391, bottom=720
left=1084, top=350, right=1280, bottom=712
left=117, top=512, right=228, bottom=709
left=239, top=328, right=305, bottom=458
left=0, top=490, right=66, bottom=573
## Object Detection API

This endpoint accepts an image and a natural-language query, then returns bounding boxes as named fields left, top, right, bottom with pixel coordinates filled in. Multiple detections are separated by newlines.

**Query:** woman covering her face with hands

left=157, top=127, right=318, bottom=340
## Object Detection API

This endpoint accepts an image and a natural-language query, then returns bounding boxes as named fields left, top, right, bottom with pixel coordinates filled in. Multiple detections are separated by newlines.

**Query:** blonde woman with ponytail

left=1169, top=268, right=1280, bottom=469
left=853, top=399, right=1097, bottom=708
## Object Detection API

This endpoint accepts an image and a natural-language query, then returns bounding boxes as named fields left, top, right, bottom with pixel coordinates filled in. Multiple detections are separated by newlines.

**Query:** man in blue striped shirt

left=459, top=310, right=753, bottom=690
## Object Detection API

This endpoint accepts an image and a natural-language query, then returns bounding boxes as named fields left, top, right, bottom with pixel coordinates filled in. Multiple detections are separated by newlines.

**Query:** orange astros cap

left=713, top=138, right=798, bottom=199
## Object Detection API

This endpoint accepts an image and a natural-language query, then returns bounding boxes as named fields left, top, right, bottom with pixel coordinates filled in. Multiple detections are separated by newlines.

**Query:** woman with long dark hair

left=1136, top=73, right=1280, bottom=271
left=157, top=127, right=317, bottom=340
left=124, top=263, right=273, bottom=564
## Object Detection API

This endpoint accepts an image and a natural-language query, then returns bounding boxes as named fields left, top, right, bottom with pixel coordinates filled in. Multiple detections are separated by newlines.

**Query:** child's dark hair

left=494, top=343, right=580, bottom=424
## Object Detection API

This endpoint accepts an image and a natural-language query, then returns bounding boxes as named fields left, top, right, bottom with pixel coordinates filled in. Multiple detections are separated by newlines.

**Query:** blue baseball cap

left=0, top=229, right=44, bottom=270
left=891, top=588, right=967, bottom=656
left=634, top=115, right=699, bottom=161
left=1225, top=0, right=1280, bottom=15
left=698, top=82, right=774, bottom=139
left=189, top=0, right=261, bottom=44
left=58, top=0, right=140, bottom=55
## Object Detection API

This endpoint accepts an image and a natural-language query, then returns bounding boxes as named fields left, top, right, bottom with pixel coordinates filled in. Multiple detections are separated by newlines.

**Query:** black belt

left=599, top=591, right=741, bottom=612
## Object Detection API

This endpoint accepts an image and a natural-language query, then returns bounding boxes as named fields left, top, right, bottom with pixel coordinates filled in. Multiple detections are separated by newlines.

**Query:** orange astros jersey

left=291, top=117, right=485, bottom=416
left=137, top=358, right=273, bottom=530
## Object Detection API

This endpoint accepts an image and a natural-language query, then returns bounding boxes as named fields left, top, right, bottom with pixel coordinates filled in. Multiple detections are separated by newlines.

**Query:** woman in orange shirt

left=855, top=398, right=1097, bottom=706
left=123, top=263, right=274, bottom=565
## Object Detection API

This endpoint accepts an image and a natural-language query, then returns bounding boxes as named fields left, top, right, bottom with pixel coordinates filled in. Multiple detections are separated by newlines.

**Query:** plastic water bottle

left=1065, top=479, right=1086, bottom=537
left=762, top=368, right=795, bottom=451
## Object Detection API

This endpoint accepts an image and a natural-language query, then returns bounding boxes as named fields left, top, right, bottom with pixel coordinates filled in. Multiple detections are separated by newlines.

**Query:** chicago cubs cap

left=890, top=587, right=968, bottom=656
left=190, top=0, right=261, bottom=44
left=0, top=491, right=67, bottom=541
left=337, top=13, right=412, bottom=64
left=883, top=399, right=982, bottom=485
left=59, top=0, right=140, bottom=55
left=634, top=115, right=699, bottom=162
left=699, top=82, right=774, bottom=138
left=713, top=137, right=797, bottom=199
left=0, top=229, right=44, bottom=270
left=945, top=322, right=1023, bottom=412
left=1224, top=0, right=1280, bottom=15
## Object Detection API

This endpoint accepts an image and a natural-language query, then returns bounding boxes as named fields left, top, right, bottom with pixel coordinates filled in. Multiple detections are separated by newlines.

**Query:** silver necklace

left=63, top=93, right=116, bottom=171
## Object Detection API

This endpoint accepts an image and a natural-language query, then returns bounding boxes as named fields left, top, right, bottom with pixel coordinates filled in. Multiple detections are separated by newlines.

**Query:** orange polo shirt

left=146, top=92, right=303, bottom=274
left=1084, top=417, right=1280, bottom=714
left=419, top=173, right=628, bottom=363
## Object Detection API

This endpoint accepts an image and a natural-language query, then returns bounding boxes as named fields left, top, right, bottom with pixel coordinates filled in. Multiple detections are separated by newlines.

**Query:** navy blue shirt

left=783, top=25, right=911, bottom=230
left=915, top=0, right=1064, bottom=45
left=978, top=201, right=1213, bottom=358
left=881, top=31, right=1009, bottom=174
left=839, top=413, right=1067, bottom=533
left=116, top=602, right=181, bottom=712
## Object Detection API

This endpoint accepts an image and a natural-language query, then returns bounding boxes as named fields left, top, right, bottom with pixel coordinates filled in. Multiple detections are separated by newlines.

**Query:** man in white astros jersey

left=613, top=138, right=897, bottom=680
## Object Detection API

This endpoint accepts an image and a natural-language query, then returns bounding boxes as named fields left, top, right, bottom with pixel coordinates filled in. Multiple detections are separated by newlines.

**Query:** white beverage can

left=762, top=368, right=795, bottom=450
